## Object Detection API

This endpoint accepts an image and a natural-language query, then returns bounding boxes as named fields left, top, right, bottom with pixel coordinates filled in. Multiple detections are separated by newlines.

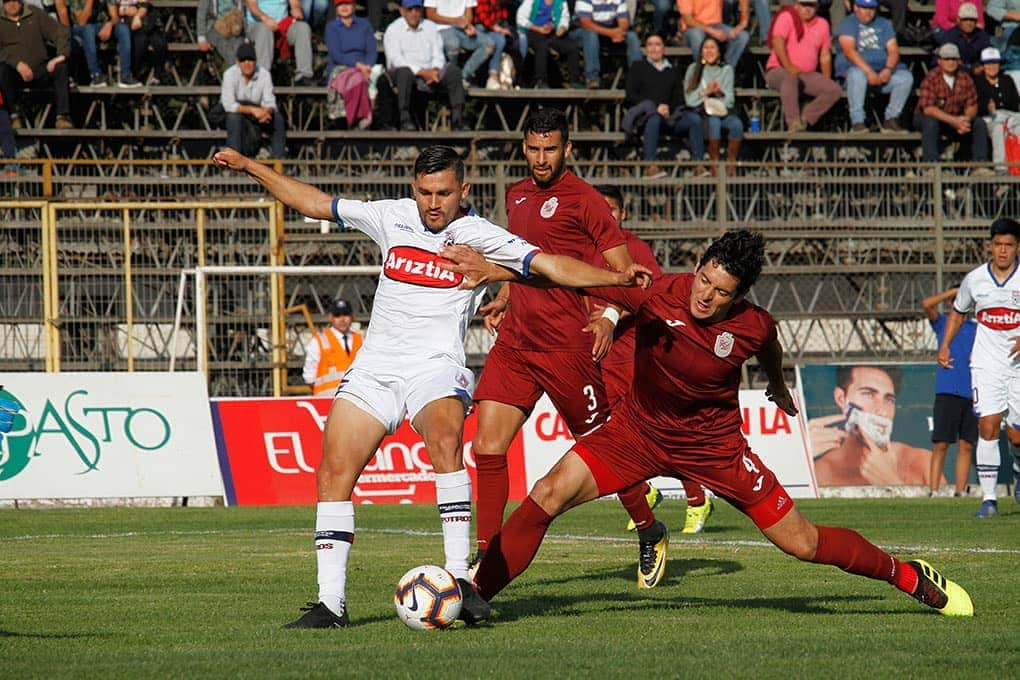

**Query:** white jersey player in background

left=213, top=146, right=652, bottom=629
left=938, top=217, right=1020, bottom=519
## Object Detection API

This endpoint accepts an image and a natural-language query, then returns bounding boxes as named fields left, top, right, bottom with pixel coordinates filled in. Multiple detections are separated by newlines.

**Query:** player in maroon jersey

left=471, top=108, right=671, bottom=588
left=443, top=230, right=974, bottom=618
left=592, top=185, right=716, bottom=537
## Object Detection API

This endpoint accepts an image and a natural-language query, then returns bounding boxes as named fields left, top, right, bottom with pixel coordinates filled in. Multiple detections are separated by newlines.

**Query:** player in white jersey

left=213, top=145, right=652, bottom=628
left=938, top=217, right=1020, bottom=518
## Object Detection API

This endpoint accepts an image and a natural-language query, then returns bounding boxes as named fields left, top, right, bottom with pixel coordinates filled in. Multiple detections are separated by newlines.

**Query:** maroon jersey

left=496, top=171, right=627, bottom=351
left=602, top=230, right=664, bottom=369
left=592, top=273, right=777, bottom=447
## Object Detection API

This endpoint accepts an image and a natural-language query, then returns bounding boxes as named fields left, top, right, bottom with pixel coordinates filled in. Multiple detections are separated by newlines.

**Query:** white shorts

left=971, top=366, right=1020, bottom=427
left=335, top=354, right=475, bottom=434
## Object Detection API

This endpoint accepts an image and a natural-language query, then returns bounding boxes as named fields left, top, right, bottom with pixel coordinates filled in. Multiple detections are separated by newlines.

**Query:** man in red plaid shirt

left=913, top=42, right=989, bottom=165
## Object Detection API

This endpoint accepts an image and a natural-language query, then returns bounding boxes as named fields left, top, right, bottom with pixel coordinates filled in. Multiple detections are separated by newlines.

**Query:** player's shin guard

left=315, top=501, right=355, bottom=616
left=682, top=479, right=706, bottom=506
left=474, top=496, right=553, bottom=601
left=436, top=469, right=472, bottom=580
left=474, top=453, right=509, bottom=552
left=976, top=437, right=1001, bottom=501
left=618, top=482, right=656, bottom=531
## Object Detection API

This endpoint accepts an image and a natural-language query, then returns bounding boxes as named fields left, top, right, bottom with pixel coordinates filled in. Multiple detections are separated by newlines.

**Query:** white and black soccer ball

left=393, top=564, right=463, bottom=630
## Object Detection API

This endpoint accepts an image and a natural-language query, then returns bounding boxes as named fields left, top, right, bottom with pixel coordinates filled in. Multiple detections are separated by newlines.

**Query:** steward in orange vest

left=303, top=299, right=363, bottom=395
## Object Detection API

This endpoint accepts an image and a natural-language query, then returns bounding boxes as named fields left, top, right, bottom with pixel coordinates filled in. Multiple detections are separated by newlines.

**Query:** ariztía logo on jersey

left=977, top=307, right=1020, bottom=330
left=540, top=197, right=558, bottom=218
left=714, top=331, right=734, bottom=358
left=384, top=246, right=463, bottom=288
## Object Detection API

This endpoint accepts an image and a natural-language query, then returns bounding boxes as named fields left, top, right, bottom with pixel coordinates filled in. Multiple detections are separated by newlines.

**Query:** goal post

left=171, top=265, right=380, bottom=396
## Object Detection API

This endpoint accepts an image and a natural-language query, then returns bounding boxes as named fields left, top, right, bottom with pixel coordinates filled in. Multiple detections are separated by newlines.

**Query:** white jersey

left=953, top=261, right=1020, bottom=371
left=332, top=197, right=539, bottom=368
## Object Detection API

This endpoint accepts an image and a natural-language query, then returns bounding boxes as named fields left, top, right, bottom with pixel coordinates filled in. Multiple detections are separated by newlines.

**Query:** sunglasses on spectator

left=939, top=56, right=960, bottom=61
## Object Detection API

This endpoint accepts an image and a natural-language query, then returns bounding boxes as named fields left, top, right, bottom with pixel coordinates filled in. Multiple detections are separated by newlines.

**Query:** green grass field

left=2, top=498, right=1018, bottom=679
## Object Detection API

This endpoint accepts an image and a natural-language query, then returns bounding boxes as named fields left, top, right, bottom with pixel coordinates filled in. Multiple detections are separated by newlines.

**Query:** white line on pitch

left=2, top=526, right=1018, bottom=556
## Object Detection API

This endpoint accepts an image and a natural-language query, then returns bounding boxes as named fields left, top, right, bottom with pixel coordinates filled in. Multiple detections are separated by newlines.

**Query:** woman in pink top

left=932, top=0, right=985, bottom=35
left=763, top=0, right=842, bottom=131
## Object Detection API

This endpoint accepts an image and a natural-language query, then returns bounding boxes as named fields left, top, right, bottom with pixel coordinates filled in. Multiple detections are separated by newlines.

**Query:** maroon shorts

left=572, top=412, right=794, bottom=530
left=474, top=341, right=610, bottom=436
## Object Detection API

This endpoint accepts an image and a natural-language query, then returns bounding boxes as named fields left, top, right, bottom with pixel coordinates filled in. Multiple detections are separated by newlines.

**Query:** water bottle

left=750, top=114, right=760, bottom=134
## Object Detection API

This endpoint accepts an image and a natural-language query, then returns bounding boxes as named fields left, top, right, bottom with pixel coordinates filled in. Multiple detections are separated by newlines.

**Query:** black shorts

left=932, top=393, right=978, bottom=445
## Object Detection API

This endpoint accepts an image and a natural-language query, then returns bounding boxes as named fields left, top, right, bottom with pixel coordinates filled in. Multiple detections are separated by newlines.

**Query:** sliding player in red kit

left=471, top=108, right=671, bottom=588
left=592, top=185, right=716, bottom=538
left=444, top=230, right=973, bottom=618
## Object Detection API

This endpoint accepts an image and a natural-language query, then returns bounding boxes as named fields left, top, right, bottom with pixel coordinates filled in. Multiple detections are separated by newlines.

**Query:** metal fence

left=1, top=160, right=1015, bottom=395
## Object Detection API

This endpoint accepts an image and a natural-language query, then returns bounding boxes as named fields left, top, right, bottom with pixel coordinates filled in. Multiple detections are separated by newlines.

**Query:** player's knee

left=425, top=434, right=463, bottom=472
left=529, top=476, right=567, bottom=516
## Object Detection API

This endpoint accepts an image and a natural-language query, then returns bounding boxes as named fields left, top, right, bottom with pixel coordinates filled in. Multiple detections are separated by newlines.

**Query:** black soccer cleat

left=456, top=578, right=491, bottom=625
left=283, top=601, right=350, bottom=628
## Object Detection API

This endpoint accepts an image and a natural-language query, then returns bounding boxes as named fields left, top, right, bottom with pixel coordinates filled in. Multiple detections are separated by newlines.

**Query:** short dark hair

left=522, top=107, right=570, bottom=144
left=594, top=185, right=624, bottom=205
left=835, top=365, right=903, bottom=393
left=698, top=230, right=765, bottom=295
left=413, top=145, right=465, bottom=182
left=990, top=217, right=1020, bottom=240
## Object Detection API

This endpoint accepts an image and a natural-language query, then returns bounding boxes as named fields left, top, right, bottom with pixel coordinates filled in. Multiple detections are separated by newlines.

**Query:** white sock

left=975, top=438, right=1000, bottom=502
left=315, top=501, right=354, bottom=615
left=435, top=469, right=472, bottom=580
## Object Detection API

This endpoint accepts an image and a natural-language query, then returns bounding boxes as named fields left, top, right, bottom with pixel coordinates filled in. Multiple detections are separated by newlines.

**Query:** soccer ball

left=394, top=564, right=463, bottom=630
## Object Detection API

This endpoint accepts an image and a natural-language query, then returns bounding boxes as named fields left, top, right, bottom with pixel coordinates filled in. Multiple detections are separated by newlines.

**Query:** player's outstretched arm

left=529, top=253, right=653, bottom=289
left=757, top=338, right=798, bottom=417
left=437, top=245, right=652, bottom=290
left=213, top=148, right=334, bottom=220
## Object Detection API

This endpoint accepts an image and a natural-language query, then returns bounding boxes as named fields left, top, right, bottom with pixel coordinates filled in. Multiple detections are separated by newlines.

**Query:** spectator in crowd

left=214, top=42, right=287, bottom=157
left=383, top=0, right=466, bottom=130
left=303, top=298, right=363, bottom=396
left=678, top=0, right=749, bottom=69
left=731, top=0, right=771, bottom=44
left=197, top=0, right=245, bottom=64
left=0, top=0, right=74, bottom=129
left=114, top=0, right=167, bottom=86
left=764, top=1, right=841, bottom=132
left=0, top=91, right=17, bottom=167
left=425, top=0, right=504, bottom=89
left=974, top=46, right=1020, bottom=171
left=826, top=0, right=907, bottom=37
left=474, top=0, right=516, bottom=87
left=244, top=0, right=314, bottom=85
left=324, top=0, right=379, bottom=127
left=683, top=36, right=742, bottom=174
left=986, top=0, right=1020, bottom=47
left=299, top=0, right=327, bottom=30
left=647, top=0, right=674, bottom=39
left=54, top=0, right=119, bottom=86
left=922, top=288, right=977, bottom=498
left=932, top=0, right=985, bottom=42
left=914, top=42, right=989, bottom=166
left=570, top=0, right=641, bottom=88
left=835, top=0, right=913, bottom=133
left=622, top=33, right=701, bottom=178
left=941, top=2, right=992, bottom=74
left=516, top=0, right=581, bottom=88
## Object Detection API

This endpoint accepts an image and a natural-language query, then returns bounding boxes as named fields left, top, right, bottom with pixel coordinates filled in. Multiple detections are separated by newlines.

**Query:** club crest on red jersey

left=384, top=245, right=463, bottom=289
left=540, top=197, right=559, bottom=218
left=714, top=331, right=734, bottom=358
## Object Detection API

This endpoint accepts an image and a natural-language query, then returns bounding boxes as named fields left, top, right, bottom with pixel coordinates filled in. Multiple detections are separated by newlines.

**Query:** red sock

left=618, top=483, right=655, bottom=531
left=474, top=496, right=553, bottom=601
left=682, top=479, right=705, bottom=506
left=813, top=525, right=909, bottom=589
left=474, top=454, right=509, bottom=552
